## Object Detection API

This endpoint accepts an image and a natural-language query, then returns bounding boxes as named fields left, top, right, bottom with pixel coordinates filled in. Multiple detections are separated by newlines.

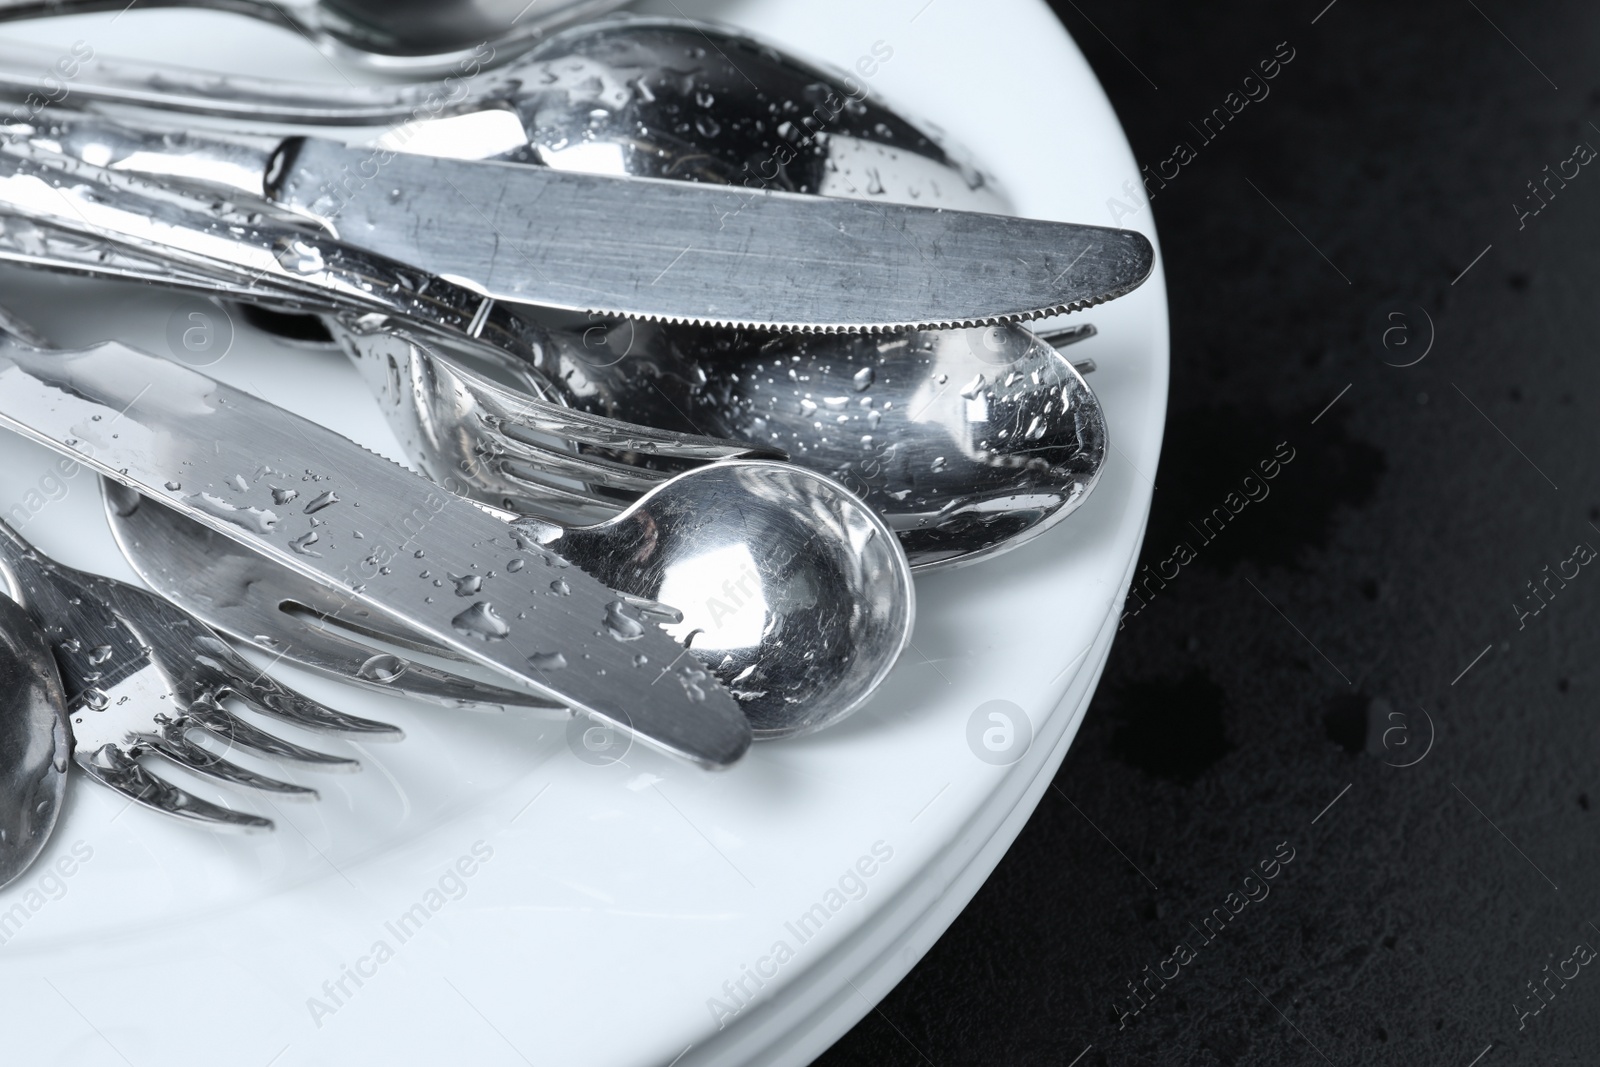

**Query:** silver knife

left=8, top=116, right=1155, bottom=332
left=0, top=332, right=753, bottom=768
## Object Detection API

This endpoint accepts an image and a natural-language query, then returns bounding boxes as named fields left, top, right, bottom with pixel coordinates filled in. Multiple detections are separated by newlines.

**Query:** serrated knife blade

left=271, top=138, right=1156, bottom=332
left=0, top=335, right=753, bottom=768
left=1, top=113, right=1154, bottom=334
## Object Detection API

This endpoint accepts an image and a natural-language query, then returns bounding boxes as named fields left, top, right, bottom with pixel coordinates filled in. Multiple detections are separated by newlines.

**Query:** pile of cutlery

left=0, top=11, right=1153, bottom=885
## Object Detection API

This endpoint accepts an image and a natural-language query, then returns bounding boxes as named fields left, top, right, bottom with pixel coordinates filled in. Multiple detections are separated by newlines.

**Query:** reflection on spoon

left=0, top=592, right=71, bottom=890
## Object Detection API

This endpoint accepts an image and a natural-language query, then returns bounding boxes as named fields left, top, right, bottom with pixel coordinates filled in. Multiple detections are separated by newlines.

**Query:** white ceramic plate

left=0, top=1, right=1166, bottom=1063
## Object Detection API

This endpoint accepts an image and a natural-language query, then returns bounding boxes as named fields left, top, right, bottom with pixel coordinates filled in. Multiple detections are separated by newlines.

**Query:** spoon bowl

left=517, top=460, right=915, bottom=739
left=0, top=589, right=70, bottom=888
left=492, top=16, right=1008, bottom=211
left=692, top=324, right=1108, bottom=570
left=485, top=320, right=1110, bottom=570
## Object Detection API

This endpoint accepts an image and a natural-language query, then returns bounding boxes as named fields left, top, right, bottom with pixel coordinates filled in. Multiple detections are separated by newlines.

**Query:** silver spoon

left=0, top=591, right=70, bottom=889
left=0, top=14, right=1007, bottom=214
left=0, top=0, right=629, bottom=77
left=511, top=459, right=914, bottom=738
left=115, top=458, right=914, bottom=740
left=651, top=323, right=1109, bottom=571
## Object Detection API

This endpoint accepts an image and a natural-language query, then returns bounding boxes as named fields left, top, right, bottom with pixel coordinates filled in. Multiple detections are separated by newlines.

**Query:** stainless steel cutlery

left=0, top=8, right=1156, bottom=883
left=0, top=323, right=757, bottom=769
left=0, top=515, right=397, bottom=819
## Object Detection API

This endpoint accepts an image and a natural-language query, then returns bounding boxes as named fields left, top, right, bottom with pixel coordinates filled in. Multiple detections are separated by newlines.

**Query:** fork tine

left=186, top=700, right=362, bottom=770
left=480, top=471, right=631, bottom=520
left=73, top=747, right=274, bottom=832
left=147, top=730, right=319, bottom=798
left=1036, top=322, right=1097, bottom=350
left=447, top=348, right=783, bottom=463
left=477, top=418, right=671, bottom=494
left=87, top=573, right=404, bottom=740
left=218, top=672, right=404, bottom=739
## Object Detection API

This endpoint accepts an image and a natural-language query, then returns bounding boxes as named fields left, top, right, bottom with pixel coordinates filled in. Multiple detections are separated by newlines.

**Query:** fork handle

left=0, top=514, right=146, bottom=705
left=0, top=132, right=486, bottom=329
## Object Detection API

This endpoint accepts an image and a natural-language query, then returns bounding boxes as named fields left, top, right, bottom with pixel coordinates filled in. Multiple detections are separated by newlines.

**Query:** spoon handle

left=0, top=0, right=323, bottom=37
left=0, top=37, right=487, bottom=124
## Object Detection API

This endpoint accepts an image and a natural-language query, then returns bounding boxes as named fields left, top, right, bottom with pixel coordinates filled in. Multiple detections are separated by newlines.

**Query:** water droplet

left=61, top=637, right=82, bottom=654
left=799, top=398, right=818, bottom=416
left=289, top=530, right=322, bottom=556
left=1026, top=415, right=1047, bottom=440
left=507, top=558, right=525, bottom=572
left=303, top=490, right=339, bottom=513
left=677, top=666, right=712, bottom=704
left=550, top=579, right=571, bottom=596
left=852, top=367, right=875, bottom=392
left=274, top=236, right=325, bottom=274
left=452, top=601, right=509, bottom=641
left=81, top=688, right=108, bottom=711
left=960, top=373, right=987, bottom=399
left=164, top=480, right=181, bottom=491
left=451, top=573, right=484, bottom=597
left=357, top=653, right=407, bottom=684
left=187, top=492, right=279, bottom=535
left=528, top=651, right=567, bottom=671
left=229, top=474, right=249, bottom=492
left=931, top=456, right=948, bottom=473
left=604, top=600, right=646, bottom=641
left=271, top=486, right=298, bottom=505
left=88, top=645, right=113, bottom=665
left=632, top=654, right=650, bottom=668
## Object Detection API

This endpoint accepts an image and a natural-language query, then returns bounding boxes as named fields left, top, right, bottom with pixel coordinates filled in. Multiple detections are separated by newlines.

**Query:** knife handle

left=0, top=137, right=487, bottom=332
left=6, top=110, right=282, bottom=203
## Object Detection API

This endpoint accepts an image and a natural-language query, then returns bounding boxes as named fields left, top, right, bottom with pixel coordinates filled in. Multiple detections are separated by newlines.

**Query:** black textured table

left=821, top=1, right=1600, bottom=1064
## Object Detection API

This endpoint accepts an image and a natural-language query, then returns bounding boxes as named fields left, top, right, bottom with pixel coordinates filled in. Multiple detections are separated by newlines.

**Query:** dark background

left=821, top=0, right=1600, bottom=1064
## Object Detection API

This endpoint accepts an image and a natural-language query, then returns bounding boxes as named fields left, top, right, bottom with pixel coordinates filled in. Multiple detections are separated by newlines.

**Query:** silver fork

left=100, top=480, right=563, bottom=711
left=0, top=517, right=400, bottom=830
